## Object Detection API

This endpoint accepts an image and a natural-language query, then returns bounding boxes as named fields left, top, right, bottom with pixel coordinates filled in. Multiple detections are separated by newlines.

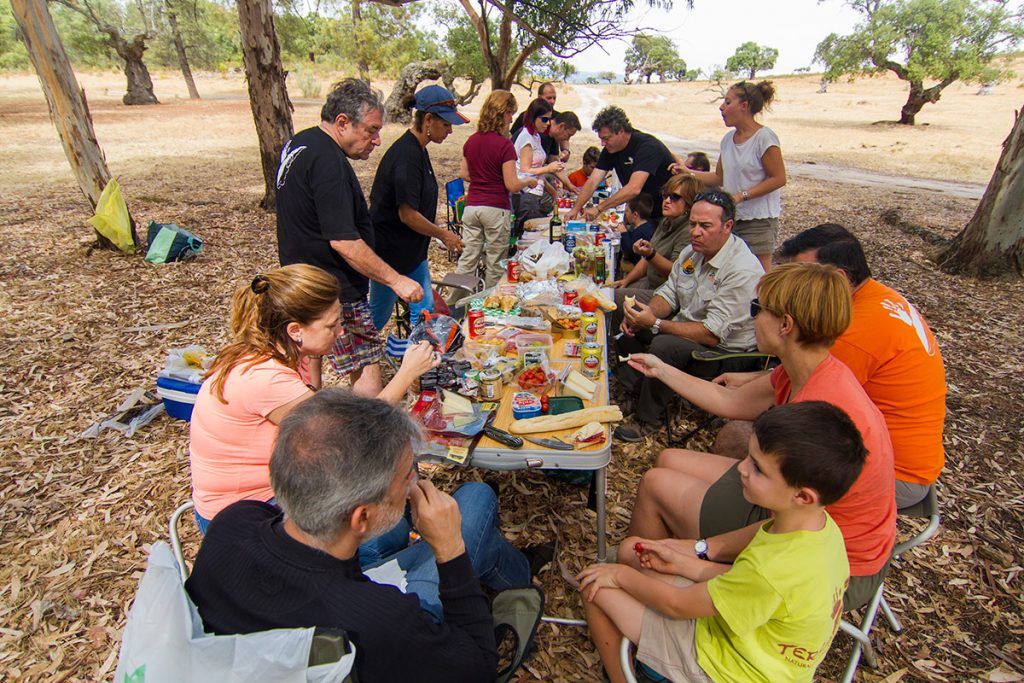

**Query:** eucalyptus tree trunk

left=236, top=0, right=293, bottom=210
left=9, top=0, right=137, bottom=250
left=166, top=0, right=200, bottom=99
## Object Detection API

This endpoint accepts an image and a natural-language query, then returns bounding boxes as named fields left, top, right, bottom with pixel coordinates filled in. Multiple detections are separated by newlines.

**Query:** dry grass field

left=0, top=68, right=1022, bottom=682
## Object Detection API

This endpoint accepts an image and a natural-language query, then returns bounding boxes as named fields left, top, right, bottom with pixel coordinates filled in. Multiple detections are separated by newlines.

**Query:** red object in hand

left=579, top=295, right=599, bottom=313
left=634, top=542, right=644, bottom=556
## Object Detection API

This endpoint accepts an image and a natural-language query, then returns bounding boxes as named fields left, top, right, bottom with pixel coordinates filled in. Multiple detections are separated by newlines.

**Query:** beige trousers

left=456, top=205, right=511, bottom=288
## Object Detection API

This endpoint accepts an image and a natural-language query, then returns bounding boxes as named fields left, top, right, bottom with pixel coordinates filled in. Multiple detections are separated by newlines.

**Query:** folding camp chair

left=838, top=484, right=941, bottom=682
left=162, top=502, right=542, bottom=683
left=390, top=272, right=484, bottom=338
left=445, top=178, right=467, bottom=264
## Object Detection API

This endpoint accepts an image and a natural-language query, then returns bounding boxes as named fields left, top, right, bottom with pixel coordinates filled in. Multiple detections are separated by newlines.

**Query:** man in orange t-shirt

left=780, top=224, right=946, bottom=506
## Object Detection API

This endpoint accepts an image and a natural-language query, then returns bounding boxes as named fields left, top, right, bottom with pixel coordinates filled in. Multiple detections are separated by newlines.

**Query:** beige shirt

left=654, top=233, right=763, bottom=351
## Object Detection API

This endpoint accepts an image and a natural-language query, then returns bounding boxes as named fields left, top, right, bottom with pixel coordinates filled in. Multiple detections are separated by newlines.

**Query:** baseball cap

left=414, top=85, right=469, bottom=125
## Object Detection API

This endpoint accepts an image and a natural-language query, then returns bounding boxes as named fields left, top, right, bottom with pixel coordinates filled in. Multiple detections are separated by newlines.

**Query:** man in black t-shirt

left=276, top=78, right=423, bottom=395
left=568, top=105, right=680, bottom=222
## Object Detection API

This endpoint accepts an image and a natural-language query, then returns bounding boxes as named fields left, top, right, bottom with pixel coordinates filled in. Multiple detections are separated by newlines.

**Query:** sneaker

left=521, top=540, right=557, bottom=578
left=614, top=419, right=657, bottom=443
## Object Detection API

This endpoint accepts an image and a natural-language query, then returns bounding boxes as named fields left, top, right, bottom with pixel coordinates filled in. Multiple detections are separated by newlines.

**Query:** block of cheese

left=442, top=390, right=473, bottom=416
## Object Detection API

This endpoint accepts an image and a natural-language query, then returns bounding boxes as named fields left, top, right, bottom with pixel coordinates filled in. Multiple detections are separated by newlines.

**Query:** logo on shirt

left=681, top=257, right=695, bottom=275
left=881, top=298, right=935, bottom=355
left=624, top=156, right=634, bottom=166
left=276, top=141, right=307, bottom=189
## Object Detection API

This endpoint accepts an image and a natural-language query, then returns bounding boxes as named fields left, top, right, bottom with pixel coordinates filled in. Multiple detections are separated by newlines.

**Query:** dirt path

left=572, top=85, right=987, bottom=201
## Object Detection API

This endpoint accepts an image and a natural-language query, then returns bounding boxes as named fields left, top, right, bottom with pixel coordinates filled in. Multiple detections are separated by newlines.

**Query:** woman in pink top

left=622, top=263, right=896, bottom=610
left=189, top=264, right=437, bottom=532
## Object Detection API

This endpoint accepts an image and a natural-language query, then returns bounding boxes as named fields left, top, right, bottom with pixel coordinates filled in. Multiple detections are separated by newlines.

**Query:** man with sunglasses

left=615, top=191, right=763, bottom=441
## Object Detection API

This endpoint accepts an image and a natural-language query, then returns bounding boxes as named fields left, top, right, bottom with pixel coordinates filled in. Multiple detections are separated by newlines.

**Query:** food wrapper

left=519, top=239, right=571, bottom=280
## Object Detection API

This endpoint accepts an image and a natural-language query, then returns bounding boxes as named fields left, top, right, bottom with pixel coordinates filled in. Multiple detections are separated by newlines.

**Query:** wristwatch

left=694, top=538, right=709, bottom=561
left=741, top=190, right=750, bottom=201
left=650, top=318, right=662, bottom=335
left=644, top=248, right=659, bottom=261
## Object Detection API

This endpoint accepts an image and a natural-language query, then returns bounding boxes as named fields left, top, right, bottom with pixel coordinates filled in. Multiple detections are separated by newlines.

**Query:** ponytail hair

left=730, top=80, right=776, bottom=116
left=206, top=264, right=340, bottom=402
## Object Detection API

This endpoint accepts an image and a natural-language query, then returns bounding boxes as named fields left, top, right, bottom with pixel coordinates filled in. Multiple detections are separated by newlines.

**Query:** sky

left=567, top=0, right=866, bottom=77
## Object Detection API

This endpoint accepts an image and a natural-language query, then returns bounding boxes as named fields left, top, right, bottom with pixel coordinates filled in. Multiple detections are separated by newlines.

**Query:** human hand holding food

left=623, top=300, right=657, bottom=329
left=398, top=340, right=440, bottom=379
left=634, top=539, right=691, bottom=575
left=409, top=480, right=465, bottom=563
left=627, top=353, right=667, bottom=379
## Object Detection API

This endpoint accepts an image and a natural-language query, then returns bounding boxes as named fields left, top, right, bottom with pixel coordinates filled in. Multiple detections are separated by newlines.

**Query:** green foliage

left=597, top=70, right=616, bottom=83
left=814, top=0, right=1024, bottom=87
left=725, top=41, right=778, bottom=79
left=624, top=32, right=686, bottom=82
left=585, top=75, right=598, bottom=84
left=435, top=3, right=491, bottom=83
left=149, top=0, right=243, bottom=70
left=0, top=3, right=30, bottom=70
left=291, top=69, right=321, bottom=98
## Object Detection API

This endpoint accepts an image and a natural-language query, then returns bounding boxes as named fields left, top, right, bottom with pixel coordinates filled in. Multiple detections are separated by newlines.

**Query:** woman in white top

left=686, top=81, right=786, bottom=272
left=513, top=97, right=564, bottom=228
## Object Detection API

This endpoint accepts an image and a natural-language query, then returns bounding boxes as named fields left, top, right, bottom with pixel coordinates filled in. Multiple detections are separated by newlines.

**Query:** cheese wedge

left=441, top=390, right=473, bottom=416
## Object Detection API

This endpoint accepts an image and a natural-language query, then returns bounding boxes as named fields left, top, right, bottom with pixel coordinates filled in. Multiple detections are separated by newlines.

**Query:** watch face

left=694, top=540, right=708, bottom=555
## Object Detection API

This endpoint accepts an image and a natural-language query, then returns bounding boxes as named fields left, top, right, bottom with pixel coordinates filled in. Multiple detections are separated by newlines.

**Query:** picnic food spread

left=407, top=232, right=625, bottom=463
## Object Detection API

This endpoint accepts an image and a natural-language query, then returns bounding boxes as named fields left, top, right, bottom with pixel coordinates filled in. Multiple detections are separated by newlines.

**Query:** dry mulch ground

left=0, top=98, right=1022, bottom=682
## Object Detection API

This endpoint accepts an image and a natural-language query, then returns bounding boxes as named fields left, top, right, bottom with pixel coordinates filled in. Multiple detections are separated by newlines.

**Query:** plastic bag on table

left=409, top=314, right=464, bottom=356
left=519, top=239, right=571, bottom=281
left=563, top=278, right=617, bottom=311
left=516, top=279, right=562, bottom=307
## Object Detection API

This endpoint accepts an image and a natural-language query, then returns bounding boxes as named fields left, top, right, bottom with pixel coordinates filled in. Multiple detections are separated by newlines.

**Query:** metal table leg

left=596, top=464, right=608, bottom=562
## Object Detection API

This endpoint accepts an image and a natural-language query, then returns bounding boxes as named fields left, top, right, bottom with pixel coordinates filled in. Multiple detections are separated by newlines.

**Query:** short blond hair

left=477, top=90, right=517, bottom=135
left=757, top=263, right=851, bottom=347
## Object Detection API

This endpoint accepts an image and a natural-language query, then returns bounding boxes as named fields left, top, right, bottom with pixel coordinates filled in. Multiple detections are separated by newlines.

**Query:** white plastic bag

left=113, top=542, right=356, bottom=683
left=160, top=345, right=215, bottom=384
left=519, top=239, right=571, bottom=280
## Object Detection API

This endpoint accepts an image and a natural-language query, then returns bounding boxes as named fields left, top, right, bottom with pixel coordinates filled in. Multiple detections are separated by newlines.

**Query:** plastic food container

left=515, top=333, right=553, bottom=363
left=512, top=392, right=543, bottom=419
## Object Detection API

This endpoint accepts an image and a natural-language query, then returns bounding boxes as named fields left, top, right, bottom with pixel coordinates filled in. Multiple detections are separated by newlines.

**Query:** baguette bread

left=508, top=405, right=624, bottom=434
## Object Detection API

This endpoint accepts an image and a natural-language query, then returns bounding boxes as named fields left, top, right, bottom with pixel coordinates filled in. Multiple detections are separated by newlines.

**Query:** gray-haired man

left=186, top=390, right=546, bottom=682
left=277, top=78, right=423, bottom=396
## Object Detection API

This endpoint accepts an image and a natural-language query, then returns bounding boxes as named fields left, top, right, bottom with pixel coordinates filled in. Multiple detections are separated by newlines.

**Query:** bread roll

left=509, top=405, right=623, bottom=434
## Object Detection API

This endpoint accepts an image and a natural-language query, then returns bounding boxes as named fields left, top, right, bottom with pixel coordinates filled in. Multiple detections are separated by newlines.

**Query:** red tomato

left=579, top=295, right=599, bottom=313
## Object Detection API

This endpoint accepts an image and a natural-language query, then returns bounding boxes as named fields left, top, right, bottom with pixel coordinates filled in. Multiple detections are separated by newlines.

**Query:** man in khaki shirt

left=616, top=190, right=763, bottom=440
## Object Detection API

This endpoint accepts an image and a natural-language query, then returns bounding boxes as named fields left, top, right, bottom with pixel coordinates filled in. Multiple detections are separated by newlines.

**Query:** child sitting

left=569, top=146, right=605, bottom=190
left=578, top=401, right=865, bottom=683
left=617, top=193, right=656, bottom=273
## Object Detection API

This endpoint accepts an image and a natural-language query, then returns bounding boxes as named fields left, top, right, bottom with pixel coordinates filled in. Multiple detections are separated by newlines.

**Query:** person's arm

left=713, top=370, right=770, bottom=389
left=578, top=564, right=717, bottom=621
left=650, top=523, right=762, bottom=565
left=567, top=169, right=608, bottom=219
left=502, top=159, right=538, bottom=193
left=591, top=170, right=647, bottom=216
left=376, top=341, right=439, bottom=403
left=632, top=238, right=675, bottom=278
left=518, top=143, right=563, bottom=176
left=731, top=145, right=786, bottom=207
left=458, top=155, right=470, bottom=183
left=690, top=156, right=724, bottom=188
left=626, top=354, right=775, bottom=419
left=265, top=390, right=314, bottom=425
left=330, top=239, right=423, bottom=302
left=398, top=204, right=463, bottom=253
left=612, top=258, right=647, bottom=288
left=624, top=295, right=721, bottom=347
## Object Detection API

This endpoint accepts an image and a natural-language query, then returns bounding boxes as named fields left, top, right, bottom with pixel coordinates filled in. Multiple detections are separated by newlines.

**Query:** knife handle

left=484, top=426, right=524, bottom=449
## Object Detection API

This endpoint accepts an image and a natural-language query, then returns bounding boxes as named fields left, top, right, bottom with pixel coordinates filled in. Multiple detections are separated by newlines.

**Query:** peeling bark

left=236, top=0, right=293, bottom=210
left=10, top=0, right=137, bottom=250
left=938, top=106, right=1024, bottom=278
left=383, top=60, right=444, bottom=124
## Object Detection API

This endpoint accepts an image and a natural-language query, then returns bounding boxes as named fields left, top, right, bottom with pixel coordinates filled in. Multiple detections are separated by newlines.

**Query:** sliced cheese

left=452, top=414, right=475, bottom=428
left=566, top=370, right=597, bottom=394
left=441, top=390, right=473, bottom=416
left=562, top=380, right=594, bottom=402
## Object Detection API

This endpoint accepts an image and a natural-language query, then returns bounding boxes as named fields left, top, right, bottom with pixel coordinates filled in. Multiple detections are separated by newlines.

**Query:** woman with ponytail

left=189, top=264, right=437, bottom=532
left=685, top=81, right=787, bottom=273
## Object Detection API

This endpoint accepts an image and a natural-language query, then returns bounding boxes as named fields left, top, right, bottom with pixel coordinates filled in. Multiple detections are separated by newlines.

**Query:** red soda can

left=468, top=309, right=485, bottom=338
left=563, top=289, right=579, bottom=306
left=594, top=232, right=604, bottom=247
left=507, top=258, right=521, bottom=282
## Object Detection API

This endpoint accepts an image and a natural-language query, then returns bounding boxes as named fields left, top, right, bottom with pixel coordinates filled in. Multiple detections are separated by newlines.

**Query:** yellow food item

left=591, top=290, right=617, bottom=311
left=623, top=295, right=637, bottom=311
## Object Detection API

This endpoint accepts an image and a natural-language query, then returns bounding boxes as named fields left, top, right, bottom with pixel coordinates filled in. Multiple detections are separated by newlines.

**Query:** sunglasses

left=539, top=116, right=553, bottom=123
left=749, top=298, right=781, bottom=318
left=661, top=192, right=686, bottom=203
left=694, top=190, right=733, bottom=210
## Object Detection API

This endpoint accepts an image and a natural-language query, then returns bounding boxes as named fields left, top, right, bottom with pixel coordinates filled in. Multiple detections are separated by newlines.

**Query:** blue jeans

left=359, top=482, right=530, bottom=622
left=369, top=259, right=434, bottom=331
left=194, top=497, right=278, bottom=535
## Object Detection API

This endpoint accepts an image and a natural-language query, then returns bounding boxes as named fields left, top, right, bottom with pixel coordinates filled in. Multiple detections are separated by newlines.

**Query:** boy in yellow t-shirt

left=578, top=401, right=864, bottom=683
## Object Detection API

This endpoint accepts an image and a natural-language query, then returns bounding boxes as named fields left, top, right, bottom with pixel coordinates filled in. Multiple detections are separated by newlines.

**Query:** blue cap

left=414, top=85, right=469, bottom=125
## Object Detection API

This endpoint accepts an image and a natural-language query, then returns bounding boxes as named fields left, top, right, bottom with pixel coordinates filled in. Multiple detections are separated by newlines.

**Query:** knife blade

left=524, top=436, right=574, bottom=451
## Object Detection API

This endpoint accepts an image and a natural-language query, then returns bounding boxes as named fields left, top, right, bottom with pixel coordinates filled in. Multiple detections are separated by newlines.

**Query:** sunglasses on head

left=694, top=190, right=731, bottom=206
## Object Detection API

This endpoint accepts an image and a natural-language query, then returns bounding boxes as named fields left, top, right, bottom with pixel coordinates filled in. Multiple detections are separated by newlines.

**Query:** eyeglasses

left=694, top=190, right=733, bottom=211
left=750, top=298, right=781, bottom=318
left=661, top=192, right=685, bottom=203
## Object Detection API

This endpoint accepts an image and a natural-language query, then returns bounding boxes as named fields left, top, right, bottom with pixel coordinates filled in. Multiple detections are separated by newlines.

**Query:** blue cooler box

left=156, top=376, right=202, bottom=421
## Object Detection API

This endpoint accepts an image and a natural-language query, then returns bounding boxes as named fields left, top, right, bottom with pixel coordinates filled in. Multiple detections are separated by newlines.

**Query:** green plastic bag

left=87, top=178, right=135, bottom=253
left=144, top=221, right=203, bottom=264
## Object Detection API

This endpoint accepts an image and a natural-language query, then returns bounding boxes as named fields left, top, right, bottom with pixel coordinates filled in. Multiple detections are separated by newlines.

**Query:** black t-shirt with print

left=369, top=130, right=439, bottom=274
left=596, top=130, right=675, bottom=220
left=276, top=126, right=374, bottom=302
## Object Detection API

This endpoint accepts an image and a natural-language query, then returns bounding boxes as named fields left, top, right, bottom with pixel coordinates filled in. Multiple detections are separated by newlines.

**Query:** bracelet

left=644, top=248, right=659, bottom=261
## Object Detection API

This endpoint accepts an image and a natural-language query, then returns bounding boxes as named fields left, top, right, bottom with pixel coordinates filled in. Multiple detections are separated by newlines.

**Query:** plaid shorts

left=327, top=299, right=383, bottom=376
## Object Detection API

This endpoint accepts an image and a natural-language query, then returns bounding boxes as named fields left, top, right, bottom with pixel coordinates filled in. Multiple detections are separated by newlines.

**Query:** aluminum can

left=562, top=232, right=576, bottom=253
left=594, top=232, right=604, bottom=247
left=580, top=311, right=599, bottom=343
left=580, top=343, right=602, bottom=380
left=562, top=289, right=579, bottom=306
left=507, top=258, right=521, bottom=282
left=468, top=309, right=485, bottom=338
